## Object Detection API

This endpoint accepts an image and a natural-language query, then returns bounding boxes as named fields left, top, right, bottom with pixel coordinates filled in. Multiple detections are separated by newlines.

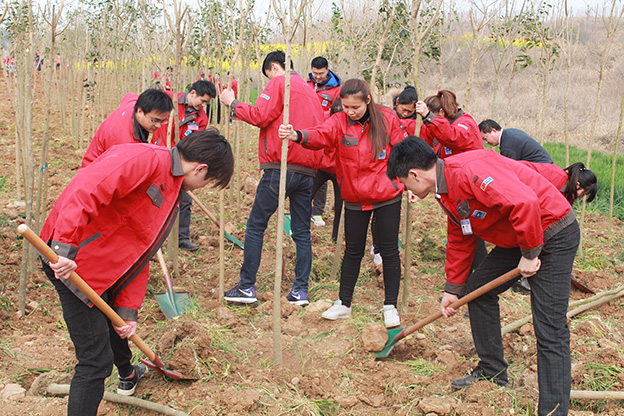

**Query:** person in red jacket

left=306, top=57, right=343, bottom=229
left=519, top=161, right=597, bottom=205
left=81, top=88, right=173, bottom=167
left=280, top=78, right=408, bottom=328
left=416, top=90, right=483, bottom=158
left=158, top=80, right=217, bottom=251
left=387, top=137, right=579, bottom=416
left=219, top=51, right=324, bottom=306
left=42, top=130, right=234, bottom=416
left=393, top=86, right=419, bottom=135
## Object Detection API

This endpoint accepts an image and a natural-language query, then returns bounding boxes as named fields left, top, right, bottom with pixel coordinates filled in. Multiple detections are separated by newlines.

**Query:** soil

left=1, top=76, right=624, bottom=415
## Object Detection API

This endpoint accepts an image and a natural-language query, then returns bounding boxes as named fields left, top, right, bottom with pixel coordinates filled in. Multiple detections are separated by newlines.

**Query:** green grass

left=405, top=357, right=445, bottom=377
left=543, top=142, right=624, bottom=220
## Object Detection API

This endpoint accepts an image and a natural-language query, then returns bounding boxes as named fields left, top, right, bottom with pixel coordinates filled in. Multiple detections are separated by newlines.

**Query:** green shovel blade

left=374, top=328, right=405, bottom=358
left=155, top=291, right=191, bottom=320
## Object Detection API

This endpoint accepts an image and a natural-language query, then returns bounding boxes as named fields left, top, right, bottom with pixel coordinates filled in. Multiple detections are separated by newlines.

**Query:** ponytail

left=563, top=162, right=597, bottom=204
left=340, top=78, right=389, bottom=160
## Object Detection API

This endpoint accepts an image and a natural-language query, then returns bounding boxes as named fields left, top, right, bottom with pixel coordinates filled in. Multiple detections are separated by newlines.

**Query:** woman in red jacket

left=279, top=79, right=407, bottom=328
left=416, top=90, right=483, bottom=158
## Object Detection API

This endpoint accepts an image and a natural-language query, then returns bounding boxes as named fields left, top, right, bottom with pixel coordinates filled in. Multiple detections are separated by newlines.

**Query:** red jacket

left=400, top=118, right=417, bottom=136
left=299, top=106, right=407, bottom=209
left=160, top=91, right=209, bottom=147
left=306, top=70, right=341, bottom=116
left=436, top=150, right=574, bottom=294
left=41, top=144, right=184, bottom=320
left=420, top=109, right=483, bottom=158
left=231, top=72, right=323, bottom=174
left=518, top=160, right=568, bottom=191
left=82, top=93, right=167, bottom=167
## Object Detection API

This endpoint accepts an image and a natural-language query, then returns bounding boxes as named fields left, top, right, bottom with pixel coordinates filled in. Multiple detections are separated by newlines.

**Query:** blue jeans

left=466, top=221, right=579, bottom=416
left=239, top=169, right=313, bottom=292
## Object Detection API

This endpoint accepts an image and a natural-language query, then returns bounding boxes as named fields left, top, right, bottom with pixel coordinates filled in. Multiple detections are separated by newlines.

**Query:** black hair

left=190, top=80, right=216, bottom=98
left=387, top=136, right=437, bottom=179
left=479, top=119, right=502, bottom=133
left=262, top=51, right=294, bottom=77
left=311, top=56, right=329, bottom=69
left=330, top=97, right=342, bottom=116
left=563, top=162, right=597, bottom=204
left=134, top=88, right=174, bottom=114
left=396, top=86, right=418, bottom=105
left=176, top=128, right=234, bottom=189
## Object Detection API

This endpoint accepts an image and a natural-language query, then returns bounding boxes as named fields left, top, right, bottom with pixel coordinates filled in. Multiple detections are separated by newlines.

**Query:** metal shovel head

left=284, top=213, right=293, bottom=238
left=225, top=231, right=244, bottom=249
left=375, top=328, right=406, bottom=358
left=139, top=357, right=184, bottom=380
left=154, top=291, right=191, bottom=320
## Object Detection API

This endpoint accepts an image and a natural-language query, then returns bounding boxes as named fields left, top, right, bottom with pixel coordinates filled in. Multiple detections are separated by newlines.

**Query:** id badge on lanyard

left=460, top=218, right=473, bottom=235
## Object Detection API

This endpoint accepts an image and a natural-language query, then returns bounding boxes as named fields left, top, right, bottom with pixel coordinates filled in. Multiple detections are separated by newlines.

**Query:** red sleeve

left=234, top=77, right=283, bottom=129
left=298, top=113, right=343, bottom=151
left=426, top=116, right=479, bottom=153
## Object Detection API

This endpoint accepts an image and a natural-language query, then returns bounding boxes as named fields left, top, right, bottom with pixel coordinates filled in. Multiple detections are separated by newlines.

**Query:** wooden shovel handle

left=17, top=225, right=159, bottom=364
left=403, top=267, right=521, bottom=338
left=186, top=190, right=220, bottom=227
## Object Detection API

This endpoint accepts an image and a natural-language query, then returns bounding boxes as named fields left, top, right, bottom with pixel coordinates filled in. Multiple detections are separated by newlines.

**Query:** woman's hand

left=518, top=256, right=541, bottom=278
left=415, top=101, right=429, bottom=117
left=278, top=124, right=297, bottom=141
left=440, top=292, right=459, bottom=318
left=113, top=320, right=137, bottom=339
left=49, top=257, right=77, bottom=280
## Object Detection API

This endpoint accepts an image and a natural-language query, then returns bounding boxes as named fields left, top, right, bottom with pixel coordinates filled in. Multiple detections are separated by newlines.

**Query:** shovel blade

left=139, top=357, right=184, bottom=380
left=375, top=328, right=406, bottom=358
left=154, top=291, right=191, bottom=320
left=225, top=232, right=244, bottom=249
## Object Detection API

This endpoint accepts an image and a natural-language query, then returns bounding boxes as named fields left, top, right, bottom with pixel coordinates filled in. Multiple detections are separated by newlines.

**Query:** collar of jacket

left=170, top=147, right=184, bottom=176
left=347, top=109, right=370, bottom=127
left=448, top=108, right=465, bottom=126
left=307, top=69, right=341, bottom=89
left=132, top=114, right=149, bottom=143
left=435, top=158, right=447, bottom=195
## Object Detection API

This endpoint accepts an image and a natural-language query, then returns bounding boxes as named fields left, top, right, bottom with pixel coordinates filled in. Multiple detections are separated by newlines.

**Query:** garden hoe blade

left=17, top=225, right=184, bottom=380
left=375, top=267, right=521, bottom=358
left=154, top=249, right=191, bottom=319
left=284, top=213, right=293, bottom=239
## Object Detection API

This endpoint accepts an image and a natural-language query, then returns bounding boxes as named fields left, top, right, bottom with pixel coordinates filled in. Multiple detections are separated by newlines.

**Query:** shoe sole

left=321, top=313, right=351, bottom=320
left=117, top=386, right=137, bottom=396
left=224, top=296, right=257, bottom=303
left=288, top=300, right=310, bottom=306
left=385, top=321, right=400, bottom=328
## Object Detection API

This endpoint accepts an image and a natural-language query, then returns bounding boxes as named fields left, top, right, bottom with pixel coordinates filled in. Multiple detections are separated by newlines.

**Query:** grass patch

left=544, top=142, right=624, bottom=220
left=405, top=357, right=444, bottom=377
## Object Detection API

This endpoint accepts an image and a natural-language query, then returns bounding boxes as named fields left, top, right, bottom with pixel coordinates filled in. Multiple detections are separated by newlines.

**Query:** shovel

left=375, top=267, right=520, bottom=358
left=18, top=225, right=184, bottom=380
left=187, top=190, right=244, bottom=249
left=154, top=249, right=191, bottom=319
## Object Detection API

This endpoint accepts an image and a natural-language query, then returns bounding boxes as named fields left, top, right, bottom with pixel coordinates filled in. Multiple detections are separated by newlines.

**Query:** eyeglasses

left=148, top=115, right=169, bottom=125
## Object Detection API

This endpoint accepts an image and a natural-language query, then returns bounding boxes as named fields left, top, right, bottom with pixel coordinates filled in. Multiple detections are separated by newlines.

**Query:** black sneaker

left=117, top=364, right=147, bottom=396
left=451, top=368, right=507, bottom=389
left=179, top=239, right=200, bottom=251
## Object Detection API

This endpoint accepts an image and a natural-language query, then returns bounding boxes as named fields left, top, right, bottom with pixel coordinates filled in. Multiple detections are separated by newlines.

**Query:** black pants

left=339, top=200, right=401, bottom=307
left=178, top=189, right=192, bottom=241
left=467, top=221, right=579, bottom=415
left=43, top=263, right=133, bottom=416
left=310, top=169, right=343, bottom=242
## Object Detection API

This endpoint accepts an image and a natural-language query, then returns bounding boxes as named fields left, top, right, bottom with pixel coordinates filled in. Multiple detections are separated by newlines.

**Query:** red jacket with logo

left=160, top=91, right=209, bottom=147
left=400, top=118, right=417, bottom=136
left=419, top=109, right=483, bottom=159
left=82, top=93, right=167, bottom=167
left=436, top=150, right=574, bottom=294
left=517, top=160, right=568, bottom=190
left=41, top=144, right=184, bottom=320
left=231, top=73, right=323, bottom=174
left=299, top=106, right=408, bottom=209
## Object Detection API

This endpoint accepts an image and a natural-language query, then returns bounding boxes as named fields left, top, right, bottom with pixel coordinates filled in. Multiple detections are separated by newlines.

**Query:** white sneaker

left=373, top=253, right=383, bottom=266
left=311, top=215, right=326, bottom=227
left=322, top=300, right=351, bottom=320
left=382, top=305, right=400, bottom=328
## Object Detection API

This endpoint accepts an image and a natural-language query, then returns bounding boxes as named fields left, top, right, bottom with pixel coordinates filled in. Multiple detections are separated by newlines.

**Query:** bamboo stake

left=609, top=94, right=624, bottom=230
left=570, top=390, right=624, bottom=400
left=46, top=384, right=189, bottom=416
left=219, top=189, right=225, bottom=303
left=501, top=286, right=624, bottom=336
